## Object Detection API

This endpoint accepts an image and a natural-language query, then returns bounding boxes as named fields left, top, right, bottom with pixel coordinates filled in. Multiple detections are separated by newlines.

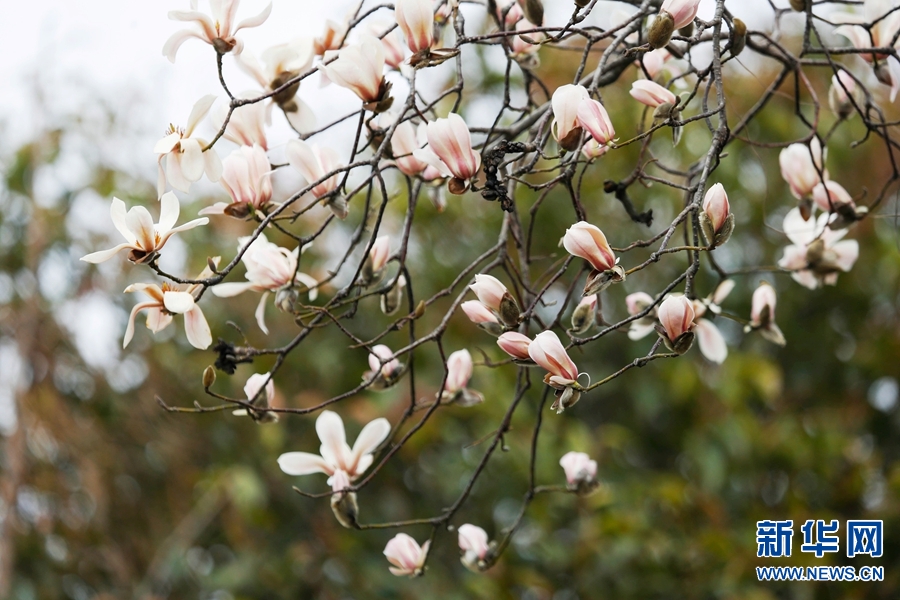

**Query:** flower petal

left=183, top=305, right=212, bottom=349
left=163, top=291, right=196, bottom=314
left=158, top=191, right=180, bottom=234
left=277, top=451, right=332, bottom=476
left=316, top=410, right=350, bottom=471
left=348, top=417, right=391, bottom=473
left=694, top=318, right=727, bottom=364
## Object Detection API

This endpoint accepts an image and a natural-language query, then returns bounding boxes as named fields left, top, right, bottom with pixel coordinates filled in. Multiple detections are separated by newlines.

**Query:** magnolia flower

left=496, top=0, right=525, bottom=26
left=321, top=34, right=392, bottom=112
left=360, top=235, right=391, bottom=286
left=200, top=144, right=273, bottom=217
left=468, top=274, right=520, bottom=327
left=779, top=139, right=827, bottom=201
left=625, top=291, right=658, bottom=340
left=629, top=80, right=677, bottom=108
left=834, top=0, right=900, bottom=99
left=215, top=94, right=270, bottom=150
left=811, top=180, right=853, bottom=213
left=559, top=451, right=597, bottom=486
left=380, top=29, right=407, bottom=69
left=122, top=259, right=217, bottom=350
left=581, top=139, right=610, bottom=160
left=286, top=139, right=345, bottom=217
left=829, top=70, right=859, bottom=119
left=550, top=85, right=615, bottom=150
left=458, top=524, right=492, bottom=572
left=384, top=533, right=429, bottom=577
left=746, top=282, right=786, bottom=346
left=778, top=207, right=859, bottom=289
left=414, top=114, right=481, bottom=194
left=641, top=49, right=680, bottom=81
left=154, top=95, right=223, bottom=196
left=278, top=410, right=391, bottom=487
left=163, top=0, right=272, bottom=60
left=700, top=183, right=734, bottom=247
left=210, top=234, right=318, bottom=334
left=396, top=0, right=434, bottom=54
left=237, top=38, right=317, bottom=132
left=80, top=193, right=208, bottom=264
left=571, top=294, right=600, bottom=334
left=657, top=295, right=695, bottom=354
left=529, top=331, right=582, bottom=413
left=314, top=19, right=347, bottom=56
left=441, top=349, right=484, bottom=406
left=233, top=372, right=278, bottom=422
left=390, top=121, right=430, bottom=176
left=363, top=344, right=405, bottom=389
left=562, top=221, right=625, bottom=295
left=497, top=332, right=532, bottom=360
left=510, top=18, right=544, bottom=64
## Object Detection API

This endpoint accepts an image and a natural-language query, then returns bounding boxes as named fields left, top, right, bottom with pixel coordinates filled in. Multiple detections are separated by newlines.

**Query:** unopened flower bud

left=202, top=365, right=216, bottom=389
left=448, top=177, right=468, bottom=195
left=583, top=265, right=625, bottom=296
left=328, top=196, right=349, bottom=219
left=650, top=12, right=675, bottom=49
left=571, top=295, right=598, bottom=334
left=574, top=0, right=590, bottom=7
left=519, top=0, right=544, bottom=26
left=275, top=287, right=299, bottom=313
left=790, top=0, right=808, bottom=10
left=498, top=292, right=521, bottom=327
left=559, top=451, right=599, bottom=494
left=331, top=488, right=359, bottom=529
left=730, top=18, right=747, bottom=56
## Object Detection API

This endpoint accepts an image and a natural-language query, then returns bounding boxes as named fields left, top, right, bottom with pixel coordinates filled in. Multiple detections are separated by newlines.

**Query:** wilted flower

left=210, top=234, right=318, bottom=333
left=657, top=295, right=695, bottom=354
left=396, top=0, right=435, bottom=54
left=497, top=332, right=532, bottom=360
left=80, top=192, right=208, bottom=265
left=200, top=144, right=273, bottom=217
left=440, top=349, right=484, bottom=406
left=562, top=221, right=625, bottom=295
left=700, top=183, right=734, bottom=247
left=529, top=331, right=582, bottom=414
left=364, top=344, right=405, bottom=389
left=163, top=0, right=272, bottom=60
left=278, top=410, right=391, bottom=486
left=779, top=139, right=827, bottom=202
left=237, top=38, right=317, bottom=132
left=384, top=533, right=429, bottom=577
left=778, top=207, right=859, bottom=289
left=414, top=114, right=482, bottom=194
left=321, top=34, right=392, bottom=112
left=122, top=259, right=218, bottom=350
left=458, top=524, right=493, bottom=572
left=154, top=95, right=223, bottom=196
left=559, top=451, right=598, bottom=493
left=745, top=282, right=786, bottom=346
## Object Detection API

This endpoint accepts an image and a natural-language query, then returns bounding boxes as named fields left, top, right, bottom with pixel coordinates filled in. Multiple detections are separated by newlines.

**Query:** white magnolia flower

left=778, top=208, right=859, bottom=289
left=163, top=0, right=272, bottom=61
left=211, top=234, right=318, bottom=334
left=80, top=192, right=208, bottom=264
left=277, top=410, right=391, bottom=485
left=154, top=95, right=223, bottom=196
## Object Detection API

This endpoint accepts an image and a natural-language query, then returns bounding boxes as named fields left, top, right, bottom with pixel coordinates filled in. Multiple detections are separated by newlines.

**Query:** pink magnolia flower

left=528, top=331, right=578, bottom=388
left=658, top=295, right=695, bottom=344
left=812, top=180, right=855, bottom=212
left=748, top=283, right=786, bottom=345
left=458, top=524, right=491, bottom=571
left=559, top=451, right=597, bottom=485
left=286, top=139, right=343, bottom=200
left=829, top=70, right=859, bottom=118
left=496, top=0, right=525, bottom=26
left=80, top=192, right=208, bottom=264
left=497, top=332, right=532, bottom=360
left=659, top=0, right=700, bottom=30
left=154, top=95, right=223, bottom=196
left=778, top=207, right=859, bottom=289
left=641, top=48, right=679, bottom=81
left=461, top=300, right=500, bottom=325
left=834, top=0, right=900, bottom=99
left=625, top=291, right=657, bottom=340
left=469, top=274, right=508, bottom=313
left=233, top=372, right=279, bottom=422
left=551, top=84, right=589, bottom=150
left=200, top=144, right=273, bottom=217
left=390, top=120, right=430, bottom=176
left=384, top=533, right=430, bottom=577
left=629, top=80, right=677, bottom=108
left=702, top=183, right=730, bottom=232
left=581, top=139, right=610, bottom=160
left=314, top=19, right=347, bottom=56
left=414, top=114, right=481, bottom=193
left=779, top=139, right=827, bottom=200
left=210, top=234, right=318, bottom=334
left=321, top=34, right=389, bottom=109
left=562, top=221, right=617, bottom=272
left=396, top=0, right=435, bottom=54
left=369, top=236, right=392, bottom=274
left=510, top=19, right=544, bottom=60
left=278, top=410, right=392, bottom=486
left=381, top=29, right=407, bottom=68
left=366, top=344, right=403, bottom=381
left=163, top=0, right=272, bottom=60
left=214, top=93, right=270, bottom=150
left=444, top=349, right=473, bottom=395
